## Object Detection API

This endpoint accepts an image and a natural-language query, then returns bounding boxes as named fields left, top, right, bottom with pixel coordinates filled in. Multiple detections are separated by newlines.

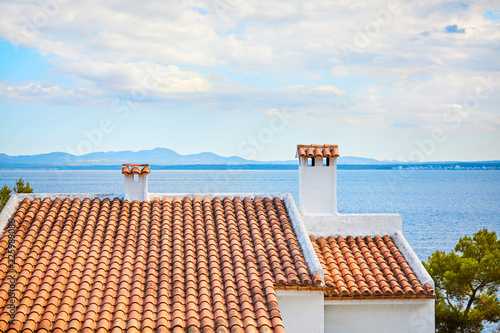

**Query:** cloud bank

left=0, top=0, right=499, bottom=132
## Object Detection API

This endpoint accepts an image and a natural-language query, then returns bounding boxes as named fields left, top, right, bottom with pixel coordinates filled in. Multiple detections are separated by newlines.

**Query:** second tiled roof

left=310, top=235, right=434, bottom=299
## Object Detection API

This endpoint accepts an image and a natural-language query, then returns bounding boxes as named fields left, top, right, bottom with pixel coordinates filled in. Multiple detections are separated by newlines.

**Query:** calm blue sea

left=0, top=169, right=499, bottom=261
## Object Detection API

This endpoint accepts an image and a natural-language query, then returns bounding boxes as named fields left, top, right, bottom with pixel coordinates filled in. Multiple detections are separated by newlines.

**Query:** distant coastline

left=0, top=161, right=499, bottom=171
left=1, top=148, right=499, bottom=170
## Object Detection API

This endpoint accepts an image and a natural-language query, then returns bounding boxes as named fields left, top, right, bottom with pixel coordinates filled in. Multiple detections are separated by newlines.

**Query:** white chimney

left=297, top=144, right=340, bottom=215
left=122, top=164, right=150, bottom=201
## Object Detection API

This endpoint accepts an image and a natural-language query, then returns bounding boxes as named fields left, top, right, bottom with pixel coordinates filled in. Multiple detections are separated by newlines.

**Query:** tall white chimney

left=297, top=144, right=340, bottom=215
left=122, top=164, right=150, bottom=201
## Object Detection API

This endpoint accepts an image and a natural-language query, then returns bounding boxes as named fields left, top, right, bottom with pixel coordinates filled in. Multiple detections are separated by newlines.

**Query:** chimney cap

left=296, top=144, right=340, bottom=158
left=122, top=164, right=150, bottom=175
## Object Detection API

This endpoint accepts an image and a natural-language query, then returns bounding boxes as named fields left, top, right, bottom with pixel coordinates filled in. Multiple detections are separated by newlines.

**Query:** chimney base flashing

left=301, top=213, right=402, bottom=238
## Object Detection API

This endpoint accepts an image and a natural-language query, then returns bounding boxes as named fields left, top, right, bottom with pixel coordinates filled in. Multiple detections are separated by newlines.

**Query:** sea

left=0, top=168, right=498, bottom=261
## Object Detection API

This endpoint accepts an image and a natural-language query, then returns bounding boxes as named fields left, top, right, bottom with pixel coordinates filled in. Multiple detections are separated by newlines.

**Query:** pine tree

left=0, top=185, right=11, bottom=213
left=0, top=178, right=34, bottom=213
left=424, top=228, right=500, bottom=332
left=13, top=178, right=33, bottom=194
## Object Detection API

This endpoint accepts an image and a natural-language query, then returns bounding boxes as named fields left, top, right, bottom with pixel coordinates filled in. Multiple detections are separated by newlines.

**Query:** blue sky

left=0, top=0, right=499, bottom=162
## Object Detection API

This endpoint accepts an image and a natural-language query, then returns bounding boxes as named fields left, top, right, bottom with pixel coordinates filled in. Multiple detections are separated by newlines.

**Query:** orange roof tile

left=310, top=235, right=434, bottom=298
left=296, top=145, right=340, bottom=158
left=0, top=196, right=314, bottom=332
left=121, top=164, right=150, bottom=175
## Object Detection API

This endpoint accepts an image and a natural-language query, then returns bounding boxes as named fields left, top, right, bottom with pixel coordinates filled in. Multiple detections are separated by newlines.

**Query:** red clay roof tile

left=310, top=235, right=433, bottom=298
left=121, top=164, right=150, bottom=175
left=296, top=144, right=340, bottom=158
left=0, top=196, right=314, bottom=332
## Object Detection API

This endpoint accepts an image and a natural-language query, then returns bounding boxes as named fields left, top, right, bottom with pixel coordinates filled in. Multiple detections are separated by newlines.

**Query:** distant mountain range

left=0, top=148, right=385, bottom=167
left=0, top=148, right=498, bottom=170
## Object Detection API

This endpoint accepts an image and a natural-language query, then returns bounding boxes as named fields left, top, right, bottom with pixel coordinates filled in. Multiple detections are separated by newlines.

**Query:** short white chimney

left=297, top=144, right=340, bottom=215
left=122, top=164, right=150, bottom=201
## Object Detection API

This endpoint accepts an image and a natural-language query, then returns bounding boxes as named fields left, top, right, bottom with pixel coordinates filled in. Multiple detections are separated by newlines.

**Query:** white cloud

left=0, top=82, right=103, bottom=105
left=314, top=85, right=346, bottom=96
left=264, top=108, right=281, bottom=116
left=1, top=0, right=497, bottom=76
left=59, top=61, right=213, bottom=95
left=0, top=0, right=498, bottom=134
left=330, top=67, right=350, bottom=78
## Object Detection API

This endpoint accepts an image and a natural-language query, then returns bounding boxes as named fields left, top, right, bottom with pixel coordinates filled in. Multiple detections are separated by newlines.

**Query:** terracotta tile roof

left=310, top=235, right=434, bottom=299
left=121, top=164, right=150, bottom=175
left=296, top=144, right=340, bottom=158
left=0, top=196, right=317, bottom=332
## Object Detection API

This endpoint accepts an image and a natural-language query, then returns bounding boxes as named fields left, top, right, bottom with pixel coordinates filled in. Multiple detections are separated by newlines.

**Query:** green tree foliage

left=0, top=185, right=11, bottom=213
left=13, top=178, right=33, bottom=194
left=424, top=228, right=500, bottom=332
left=0, top=178, right=34, bottom=213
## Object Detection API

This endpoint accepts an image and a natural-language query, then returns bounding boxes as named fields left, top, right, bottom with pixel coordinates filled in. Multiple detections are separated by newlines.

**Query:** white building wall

left=0, top=194, right=20, bottom=235
left=299, top=156, right=337, bottom=214
left=124, top=174, right=148, bottom=201
left=301, top=213, right=403, bottom=238
left=276, top=290, right=324, bottom=333
left=324, top=299, right=435, bottom=333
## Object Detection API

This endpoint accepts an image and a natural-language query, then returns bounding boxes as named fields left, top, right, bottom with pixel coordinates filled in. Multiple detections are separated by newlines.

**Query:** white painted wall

left=277, top=290, right=434, bottom=333
left=299, top=156, right=337, bottom=214
left=0, top=194, right=20, bottom=237
left=301, top=213, right=402, bottom=238
left=324, top=299, right=435, bottom=333
left=124, top=174, right=148, bottom=201
left=276, top=290, right=324, bottom=333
